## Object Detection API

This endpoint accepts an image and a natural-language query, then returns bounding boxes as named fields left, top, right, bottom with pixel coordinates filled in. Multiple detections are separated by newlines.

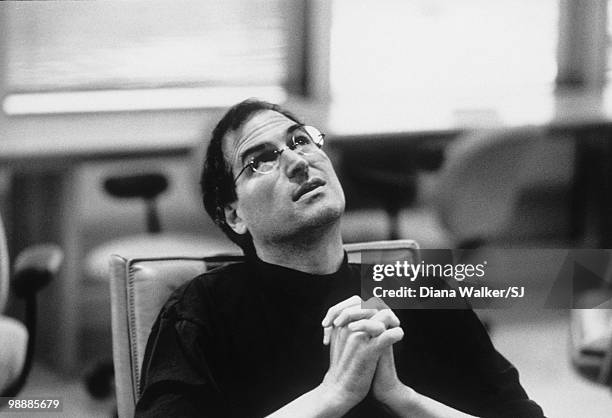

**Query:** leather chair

left=108, top=239, right=419, bottom=417
left=83, top=173, right=237, bottom=399
left=0, top=214, right=63, bottom=400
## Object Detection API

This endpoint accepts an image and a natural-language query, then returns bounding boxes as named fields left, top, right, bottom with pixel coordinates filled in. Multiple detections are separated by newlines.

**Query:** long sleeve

left=394, top=309, right=545, bottom=417
left=136, top=306, right=230, bottom=417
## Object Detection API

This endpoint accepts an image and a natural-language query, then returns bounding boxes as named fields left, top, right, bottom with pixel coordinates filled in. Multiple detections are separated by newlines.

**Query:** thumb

left=374, top=327, right=404, bottom=350
left=376, top=345, right=396, bottom=373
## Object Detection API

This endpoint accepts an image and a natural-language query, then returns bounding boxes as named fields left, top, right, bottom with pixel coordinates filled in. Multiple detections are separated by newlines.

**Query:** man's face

left=223, top=110, right=345, bottom=244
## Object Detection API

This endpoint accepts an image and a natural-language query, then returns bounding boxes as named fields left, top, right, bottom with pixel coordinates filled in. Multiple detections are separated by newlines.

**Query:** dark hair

left=200, top=98, right=302, bottom=253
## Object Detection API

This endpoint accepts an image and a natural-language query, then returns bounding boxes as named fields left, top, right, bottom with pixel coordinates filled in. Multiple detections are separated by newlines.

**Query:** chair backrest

left=0, top=216, right=9, bottom=313
left=109, top=239, right=418, bottom=418
left=434, top=126, right=573, bottom=245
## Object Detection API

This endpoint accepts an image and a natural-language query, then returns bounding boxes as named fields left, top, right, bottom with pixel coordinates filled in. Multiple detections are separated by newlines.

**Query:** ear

left=224, top=202, right=248, bottom=235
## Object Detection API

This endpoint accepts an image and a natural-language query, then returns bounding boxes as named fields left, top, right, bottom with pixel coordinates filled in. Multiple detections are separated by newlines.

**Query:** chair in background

left=84, top=172, right=237, bottom=398
left=0, top=214, right=63, bottom=399
left=433, top=126, right=574, bottom=248
left=432, top=126, right=575, bottom=335
left=337, top=136, right=446, bottom=241
left=570, top=252, right=612, bottom=390
left=85, top=173, right=237, bottom=280
left=570, top=299, right=612, bottom=389
left=108, top=239, right=419, bottom=417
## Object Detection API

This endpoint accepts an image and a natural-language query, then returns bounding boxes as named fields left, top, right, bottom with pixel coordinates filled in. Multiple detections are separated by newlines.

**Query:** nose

left=282, top=147, right=309, bottom=180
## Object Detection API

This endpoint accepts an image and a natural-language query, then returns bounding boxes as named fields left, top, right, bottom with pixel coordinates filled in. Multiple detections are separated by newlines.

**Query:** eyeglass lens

left=252, top=126, right=323, bottom=174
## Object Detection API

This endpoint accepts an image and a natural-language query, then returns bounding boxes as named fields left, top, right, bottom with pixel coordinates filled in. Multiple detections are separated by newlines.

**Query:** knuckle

left=373, top=324, right=386, bottom=335
left=345, top=306, right=359, bottom=315
left=350, top=295, right=363, bottom=305
left=342, top=307, right=361, bottom=321
left=355, top=319, right=371, bottom=329
left=348, top=330, right=368, bottom=343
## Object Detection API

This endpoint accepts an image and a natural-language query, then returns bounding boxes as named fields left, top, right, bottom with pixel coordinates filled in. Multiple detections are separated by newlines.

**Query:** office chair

left=570, top=251, right=612, bottom=389
left=84, top=172, right=237, bottom=398
left=338, top=136, right=446, bottom=240
left=433, top=126, right=574, bottom=249
left=0, top=214, right=63, bottom=399
left=108, top=239, right=419, bottom=417
left=85, top=173, right=233, bottom=280
left=570, top=293, right=612, bottom=388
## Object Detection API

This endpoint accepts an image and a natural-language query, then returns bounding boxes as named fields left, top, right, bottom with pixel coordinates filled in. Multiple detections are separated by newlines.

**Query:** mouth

left=292, top=178, right=326, bottom=201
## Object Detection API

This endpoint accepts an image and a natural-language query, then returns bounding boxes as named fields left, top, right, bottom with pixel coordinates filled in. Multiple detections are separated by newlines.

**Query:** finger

left=331, top=325, right=355, bottom=365
left=330, top=325, right=342, bottom=364
left=376, top=345, right=396, bottom=371
left=370, top=309, right=401, bottom=329
left=347, top=319, right=387, bottom=337
left=373, top=327, right=404, bottom=349
left=323, top=326, right=333, bottom=345
left=344, top=329, right=370, bottom=348
left=333, top=306, right=379, bottom=327
left=321, top=295, right=362, bottom=327
left=334, top=330, right=373, bottom=372
left=324, top=306, right=380, bottom=345
left=345, top=310, right=400, bottom=340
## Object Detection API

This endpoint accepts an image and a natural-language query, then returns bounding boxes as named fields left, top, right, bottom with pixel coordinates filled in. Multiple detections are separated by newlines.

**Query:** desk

left=0, top=109, right=217, bottom=374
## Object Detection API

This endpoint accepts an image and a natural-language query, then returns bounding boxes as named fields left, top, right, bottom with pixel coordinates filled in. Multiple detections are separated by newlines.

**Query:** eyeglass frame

left=233, top=125, right=326, bottom=184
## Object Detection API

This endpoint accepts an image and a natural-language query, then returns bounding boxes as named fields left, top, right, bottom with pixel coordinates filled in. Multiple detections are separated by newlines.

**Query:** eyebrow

left=239, top=142, right=270, bottom=165
left=238, top=124, right=302, bottom=164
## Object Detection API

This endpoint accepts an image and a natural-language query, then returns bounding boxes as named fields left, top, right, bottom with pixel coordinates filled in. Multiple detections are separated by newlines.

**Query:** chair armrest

left=570, top=289, right=612, bottom=387
left=12, top=244, right=63, bottom=298
left=2, top=243, right=62, bottom=397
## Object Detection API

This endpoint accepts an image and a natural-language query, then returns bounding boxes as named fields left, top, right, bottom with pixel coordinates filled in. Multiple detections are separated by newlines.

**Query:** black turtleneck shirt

left=135, top=255, right=544, bottom=417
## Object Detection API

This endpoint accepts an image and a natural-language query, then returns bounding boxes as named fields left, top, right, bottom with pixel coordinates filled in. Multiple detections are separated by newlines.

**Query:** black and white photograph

left=1, top=1, right=612, bottom=416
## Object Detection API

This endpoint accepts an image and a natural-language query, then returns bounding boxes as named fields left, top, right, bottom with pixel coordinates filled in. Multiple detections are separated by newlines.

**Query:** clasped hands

left=319, top=295, right=412, bottom=412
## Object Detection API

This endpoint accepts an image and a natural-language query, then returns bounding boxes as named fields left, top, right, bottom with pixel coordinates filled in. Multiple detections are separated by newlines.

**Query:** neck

left=253, top=222, right=344, bottom=275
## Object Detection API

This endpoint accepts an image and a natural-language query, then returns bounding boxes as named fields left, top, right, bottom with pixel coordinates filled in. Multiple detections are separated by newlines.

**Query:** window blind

left=5, top=0, right=290, bottom=93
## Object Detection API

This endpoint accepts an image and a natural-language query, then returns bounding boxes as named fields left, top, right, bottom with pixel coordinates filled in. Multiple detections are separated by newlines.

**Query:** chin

left=302, top=202, right=344, bottom=230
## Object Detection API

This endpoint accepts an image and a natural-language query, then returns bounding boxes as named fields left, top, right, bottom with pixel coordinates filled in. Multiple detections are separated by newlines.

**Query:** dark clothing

left=136, top=255, right=544, bottom=417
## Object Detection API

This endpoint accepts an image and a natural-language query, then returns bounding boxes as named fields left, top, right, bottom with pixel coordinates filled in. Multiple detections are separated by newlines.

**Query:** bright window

left=607, top=1, right=612, bottom=81
left=330, top=0, right=559, bottom=103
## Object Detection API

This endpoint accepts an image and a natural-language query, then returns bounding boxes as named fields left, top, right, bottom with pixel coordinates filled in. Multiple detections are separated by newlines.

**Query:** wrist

left=265, top=383, right=362, bottom=418
left=315, top=379, right=361, bottom=417
left=376, top=383, right=417, bottom=413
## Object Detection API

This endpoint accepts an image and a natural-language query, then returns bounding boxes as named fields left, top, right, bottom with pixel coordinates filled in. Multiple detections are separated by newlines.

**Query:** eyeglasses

left=233, top=125, right=325, bottom=184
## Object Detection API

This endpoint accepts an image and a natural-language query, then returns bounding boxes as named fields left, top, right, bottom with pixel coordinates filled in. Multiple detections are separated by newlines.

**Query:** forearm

left=265, top=383, right=355, bottom=418
left=380, top=384, right=476, bottom=418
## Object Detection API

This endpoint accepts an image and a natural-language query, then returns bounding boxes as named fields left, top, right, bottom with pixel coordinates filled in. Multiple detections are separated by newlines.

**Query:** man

left=136, top=99, right=545, bottom=417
